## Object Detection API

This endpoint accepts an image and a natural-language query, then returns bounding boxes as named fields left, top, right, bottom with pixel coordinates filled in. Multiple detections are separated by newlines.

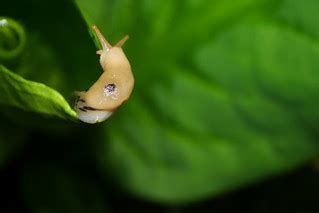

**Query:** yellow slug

left=74, top=25, right=134, bottom=124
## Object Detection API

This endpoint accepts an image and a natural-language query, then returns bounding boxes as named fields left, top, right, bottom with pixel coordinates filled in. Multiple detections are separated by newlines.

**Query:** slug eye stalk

left=92, top=24, right=112, bottom=51
left=115, top=35, right=129, bottom=47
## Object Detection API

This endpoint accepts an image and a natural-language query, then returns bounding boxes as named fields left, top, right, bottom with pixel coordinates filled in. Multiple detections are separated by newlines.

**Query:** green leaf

left=75, top=0, right=319, bottom=203
left=0, top=65, right=76, bottom=120
left=0, top=0, right=104, bottom=126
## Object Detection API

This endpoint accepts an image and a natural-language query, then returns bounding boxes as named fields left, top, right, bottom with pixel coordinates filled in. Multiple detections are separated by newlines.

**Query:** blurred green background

left=1, top=0, right=319, bottom=212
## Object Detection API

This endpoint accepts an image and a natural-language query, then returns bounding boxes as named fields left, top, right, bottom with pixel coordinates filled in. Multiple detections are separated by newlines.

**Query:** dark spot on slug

left=104, top=83, right=116, bottom=93
left=83, top=106, right=97, bottom=111
left=79, top=108, right=87, bottom=112
left=79, top=99, right=85, bottom=103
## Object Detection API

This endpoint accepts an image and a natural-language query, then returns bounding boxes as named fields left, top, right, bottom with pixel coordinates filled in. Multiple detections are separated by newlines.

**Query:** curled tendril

left=0, top=17, right=26, bottom=60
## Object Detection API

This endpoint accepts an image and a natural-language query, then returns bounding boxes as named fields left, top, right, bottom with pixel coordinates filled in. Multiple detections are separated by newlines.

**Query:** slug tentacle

left=115, top=35, right=129, bottom=47
left=74, top=25, right=134, bottom=124
left=92, top=24, right=112, bottom=51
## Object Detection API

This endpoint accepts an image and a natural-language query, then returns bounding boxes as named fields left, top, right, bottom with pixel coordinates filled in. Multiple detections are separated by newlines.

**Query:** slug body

left=74, top=25, right=134, bottom=124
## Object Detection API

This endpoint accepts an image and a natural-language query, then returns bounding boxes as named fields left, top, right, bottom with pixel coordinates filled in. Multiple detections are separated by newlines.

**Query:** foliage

left=0, top=0, right=319, bottom=210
